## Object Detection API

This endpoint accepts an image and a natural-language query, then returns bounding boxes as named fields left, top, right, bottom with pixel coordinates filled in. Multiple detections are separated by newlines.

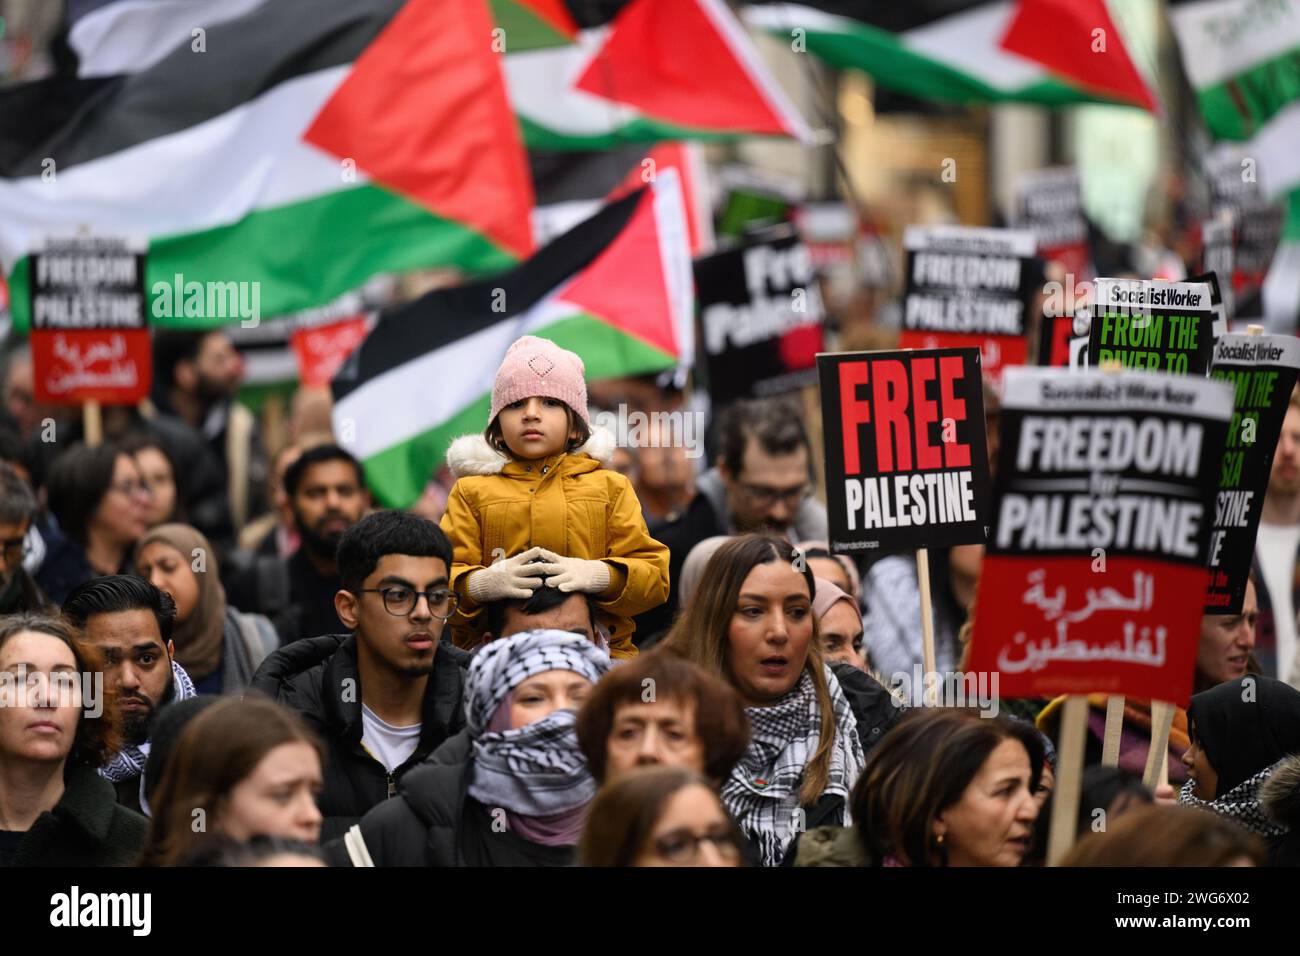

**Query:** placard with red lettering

left=1205, top=334, right=1300, bottom=618
left=817, top=347, right=991, bottom=554
left=900, top=226, right=1036, bottom=388
left=967, top=368, right=1233, bottom=706
left=28, top=236, right=151, bottom=404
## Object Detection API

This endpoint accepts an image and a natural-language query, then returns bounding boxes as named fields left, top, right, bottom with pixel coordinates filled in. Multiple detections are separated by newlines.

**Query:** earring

left=936, top=831, right=945, bottom=846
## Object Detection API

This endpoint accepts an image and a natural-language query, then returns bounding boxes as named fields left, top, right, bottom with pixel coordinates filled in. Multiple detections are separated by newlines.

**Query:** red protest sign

left=291, top=315, right=374, bottom=388
left=817, top=347, right=992, bottom=554
left=28, top=237, right=151, bottom=405
left=967, top=367, right=1233, bottom=707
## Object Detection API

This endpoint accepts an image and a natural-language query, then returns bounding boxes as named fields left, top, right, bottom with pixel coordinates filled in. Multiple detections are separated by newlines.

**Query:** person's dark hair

left=118, top=431, right=186, bottom=523
left=484, top=402, right=591, bottom=458
left=579, top=766, right=744, bottom=867
left=717, top=398, right=810, bottom=477
left=484, top=584, right=597, bottom=640
left=0, top=612, right=120, bottom=769
left=0, top=425, right=31, bottom=475
left=152, top=330, right=215, bottom=392
left=664, top=534, right=832, bottom=804
left=0, top=461, right=37, bottom=526
left=178, top=833, right=327, bottom=867
left=142, top=695, right=222, bottom=810
left=849, top=708, right=1045, bottom=867
left=140, top=695, right=324, bottom=866
left=63, top=574, right=177, bottom=646
left=282, top=443, right=365, bottom=499
left=44, top=442, right=124, bottom=546
left=1077, top=765, right=1153, bottom=835
left=1061, top=804, right=1266, bottom=866
left=576, top=648, right=750, bottom=785
left=337, top=510, right=453, bottom=594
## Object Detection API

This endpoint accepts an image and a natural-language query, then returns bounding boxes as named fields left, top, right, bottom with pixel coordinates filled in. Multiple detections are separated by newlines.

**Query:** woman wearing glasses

left=580, top=767, right=745, bottom=867
left=37, top=442, right=153, bottom=604
left=325, top=629, right=609, bottom=867
left=134, top=524, right=278, bottom=696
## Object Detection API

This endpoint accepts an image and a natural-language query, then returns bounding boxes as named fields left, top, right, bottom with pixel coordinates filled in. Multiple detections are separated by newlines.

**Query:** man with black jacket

left=249, top=511, right=469, bottom=841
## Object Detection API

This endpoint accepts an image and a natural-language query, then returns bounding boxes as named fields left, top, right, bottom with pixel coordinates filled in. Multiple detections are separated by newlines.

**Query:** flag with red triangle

left=502, top=0, right=811, bottom=149
left=0, top=0, right=535, bottom=331
left=331, top=175, right=693, bottom=508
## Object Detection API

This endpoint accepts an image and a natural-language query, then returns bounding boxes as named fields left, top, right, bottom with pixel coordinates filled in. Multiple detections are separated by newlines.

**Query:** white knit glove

left=467, top=546, right=551, bottom=602
left=534, top=550, right=611, bottom=594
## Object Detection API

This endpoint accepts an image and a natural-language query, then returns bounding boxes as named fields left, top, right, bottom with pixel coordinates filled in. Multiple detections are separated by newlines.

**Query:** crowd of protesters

left=0, top=327, right=1298, bottom=871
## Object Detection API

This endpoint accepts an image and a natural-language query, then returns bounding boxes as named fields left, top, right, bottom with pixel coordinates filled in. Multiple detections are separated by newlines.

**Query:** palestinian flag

left=743, top=0, right=1156, bottom=109
left=499, top=0, right=812, bottom=149
left=332, top=176, right=693, bottom=508
left=531, top=141, right=714, bottom=255
left=1170, top=0, right=1300, bottom=329
left=0, top=0, right=534, bottom=332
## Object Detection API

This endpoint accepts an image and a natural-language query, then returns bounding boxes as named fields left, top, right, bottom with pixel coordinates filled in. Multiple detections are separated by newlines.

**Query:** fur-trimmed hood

left=445, top=425, right=617, bottom=478
left=1261, top=753, right=1300, bottom=829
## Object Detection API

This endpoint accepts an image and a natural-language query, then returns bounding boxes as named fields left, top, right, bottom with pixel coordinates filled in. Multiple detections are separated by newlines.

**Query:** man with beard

left=229, top=444, right=370, bottom=644
left=635, top=398, right=828, bottom=643
left=63, top=576, right=196, bottom=813
left=250, top=511, right=469, bottom=840
left=151, top=329, right=269, bottom=531
left=1254, top=387, right=1300, bottom=684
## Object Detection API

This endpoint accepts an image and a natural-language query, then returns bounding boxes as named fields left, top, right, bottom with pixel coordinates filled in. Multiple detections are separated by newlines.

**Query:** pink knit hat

left=490, top=335, right=590, bottom=426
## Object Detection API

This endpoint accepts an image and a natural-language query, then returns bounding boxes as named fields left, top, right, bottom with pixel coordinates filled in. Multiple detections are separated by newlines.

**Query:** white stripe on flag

left=70, top=0, right=269, bottom=77
left=332, top=299, right=571, bottom=460
left=0, top=65, right=362, bottom=272
left=903, top=1, right=1046, bottom=93
left=1264, top=239, right=1300, bottom=334
left=1169, top=0, right=1300, bottom=91
left=1251, top=101, right=1300, bottom=198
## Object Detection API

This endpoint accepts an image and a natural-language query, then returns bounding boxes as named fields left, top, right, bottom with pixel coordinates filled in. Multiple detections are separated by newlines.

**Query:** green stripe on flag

left=795, top=23, right=1124, bottom=106
left=489, top=0, right=574, bottom=52
left=1195, top=50, right=1300, bottom=140
left=8, top=183, right=516, bottom=331
left=516, top=113, right=777, bottom=151
left=363, top=396, right=491, bottom=509
left=539, top=312, right=677, bottom=378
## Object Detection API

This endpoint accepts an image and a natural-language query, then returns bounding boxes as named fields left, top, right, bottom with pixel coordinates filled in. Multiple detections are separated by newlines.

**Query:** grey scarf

left=1178, top=762, right=1287, bottom=840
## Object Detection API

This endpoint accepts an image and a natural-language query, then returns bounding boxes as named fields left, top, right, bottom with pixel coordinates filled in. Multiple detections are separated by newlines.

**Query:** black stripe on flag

left=0, top=0, right=400, bottom=177
left=331, top=187, right=645, bottom=404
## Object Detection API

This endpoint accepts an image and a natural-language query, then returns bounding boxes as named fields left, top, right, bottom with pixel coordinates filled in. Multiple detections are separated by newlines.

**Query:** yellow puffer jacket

left=439, top=430, right=669, bottom=659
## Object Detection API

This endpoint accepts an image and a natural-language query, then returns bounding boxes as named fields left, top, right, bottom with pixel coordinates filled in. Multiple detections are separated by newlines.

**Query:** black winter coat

left=2, top=764, right=147, bottom=867
left=323, top=731, right=575, bottom=867
left=830, top=661, right=905, bottom=756
left=248, top=633, right=469, bottom=842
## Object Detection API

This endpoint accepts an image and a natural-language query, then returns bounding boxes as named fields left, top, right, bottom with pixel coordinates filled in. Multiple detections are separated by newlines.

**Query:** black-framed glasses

left=652, top=827, right=744, bottom=865
left=737, top=480, right=811, bottom=508
left=361, top=586, right=458, bottom=619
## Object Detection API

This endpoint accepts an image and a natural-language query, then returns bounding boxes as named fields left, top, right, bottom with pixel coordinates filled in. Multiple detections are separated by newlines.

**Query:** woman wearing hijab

left=325, top=629, right=610, bottom=866
left=1179, top=675, right=1300, bottom=850
left=135, top=524, right=279, bottom=696
left=812, top=578, right=868, bottom=673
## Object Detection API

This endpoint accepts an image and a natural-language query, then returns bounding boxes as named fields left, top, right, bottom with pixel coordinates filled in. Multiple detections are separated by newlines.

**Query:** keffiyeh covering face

left=99, top=658, right=196, bottom=784
left=465, top=630, right=610, bottom=844
left=722, top=665, right=865, bottom=867
left=1179, top=763, right=1287, bottom=840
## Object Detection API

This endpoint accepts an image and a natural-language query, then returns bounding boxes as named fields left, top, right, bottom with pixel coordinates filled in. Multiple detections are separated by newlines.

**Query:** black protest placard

left=1087, top=278, right=1214, bottom=373
left=27, top=236, right=152, bottom=405
left=967, top=367, right=1233, bottom=706
left=1187, top=270, right=1229, bottom=343
left=818, top=347, right=991, bottom=554
left=1200, top=212, right=1235, bottom=324
left=1013, top=166, right=1092, bottom=279
left=1205, top=333, right=1300, bottom=613
left=695, top=229, right=825, bottom=406
left=900, top=225, right=1037, bottom=386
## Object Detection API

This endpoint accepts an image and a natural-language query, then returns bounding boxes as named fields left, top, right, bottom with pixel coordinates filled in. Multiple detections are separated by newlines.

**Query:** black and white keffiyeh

left=100, top=658, right=196, bottom=785
left=463, top=629, right=609, bottom=736
left=464, top=629, right=610, bottom=819
left=722, top=665, right=865, bottom=867
left=1179, top=763, right=1288, bottom=840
